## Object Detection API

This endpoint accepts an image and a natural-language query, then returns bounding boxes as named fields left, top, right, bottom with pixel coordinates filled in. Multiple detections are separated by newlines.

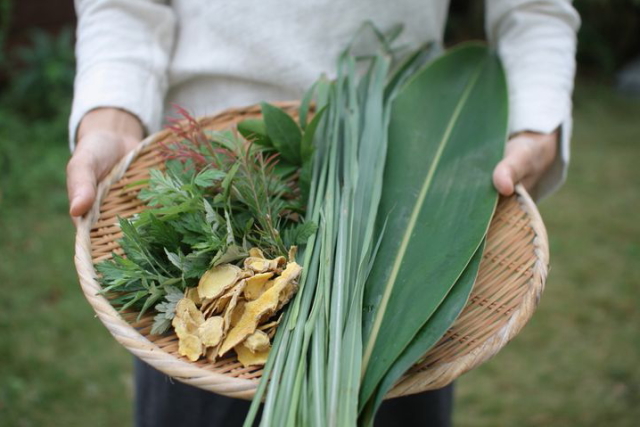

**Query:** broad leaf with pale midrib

left=360, top=240, right=485, bottom=424
left=360, top=44, right=508, bottom=407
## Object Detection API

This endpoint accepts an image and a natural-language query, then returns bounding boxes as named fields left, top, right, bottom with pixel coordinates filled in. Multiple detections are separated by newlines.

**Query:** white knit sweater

left=71, top=0, right=580, bottom=198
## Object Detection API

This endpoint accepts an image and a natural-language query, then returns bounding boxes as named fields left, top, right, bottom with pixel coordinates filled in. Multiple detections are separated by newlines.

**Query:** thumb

left=492, top=145, right=531, bottom=196
left=67, top=149, right=98, bottom=218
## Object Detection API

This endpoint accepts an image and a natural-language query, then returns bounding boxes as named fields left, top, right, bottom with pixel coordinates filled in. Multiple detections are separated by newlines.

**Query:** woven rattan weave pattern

left=74, top=102, right=549, bottom=400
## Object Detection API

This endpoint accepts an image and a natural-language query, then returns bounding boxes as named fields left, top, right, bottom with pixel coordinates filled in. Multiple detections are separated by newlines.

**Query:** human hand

left=67, top=108, right=144, bottom=221
left=492, top=130, right=558, bottom=197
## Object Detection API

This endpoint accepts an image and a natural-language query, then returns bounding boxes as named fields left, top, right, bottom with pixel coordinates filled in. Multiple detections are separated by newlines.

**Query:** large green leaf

left=360, top=44, right=508, bottom=404
left=237, top=118, right=273, bottom=148
left=261, top=102, right=303, bottom=165
left=360, top=240, right=485, bottom=423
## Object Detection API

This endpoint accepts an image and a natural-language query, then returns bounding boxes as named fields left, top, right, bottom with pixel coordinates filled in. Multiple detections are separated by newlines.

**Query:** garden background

left=1, top=1, right=639, bottom=426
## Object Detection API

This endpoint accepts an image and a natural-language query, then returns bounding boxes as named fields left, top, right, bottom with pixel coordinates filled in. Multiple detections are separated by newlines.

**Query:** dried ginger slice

left=249, top=247, right=265, bottom=259
left=173, top=299, right=205, bottom=361
left=173, top=316, right=196, bottom=337
left=244, top=255, right=286, bottom=274
left=244, top=330, right=270, bottom=353
left=230, top=299, right=246, bottom=328
left=200, top=298, right=216, bottom=318
left=258, top=318, right=280, bottom=331
left=178, top=334, right=203, bottom=362
left=244, top=272, right=274, bottom=301
left=288, top=246, right=297, bottom=262
left=235, top=342, right=269, bottom=367
left=185, top=287, right=202, bottom=306
left=276, top=281, right=299, bottom=311
left=258, top=317, right=281, bottom=339
left=218, top=262, right=302, bottom=356
left=198, top=264, right=241, bottom=299
left=175, top=298, right=204, bottom=327
left=205, top=293, right=231, bottom=317
left=222, top=279, right=247, bottom=333
left=199, top=316, right=224, bottom=347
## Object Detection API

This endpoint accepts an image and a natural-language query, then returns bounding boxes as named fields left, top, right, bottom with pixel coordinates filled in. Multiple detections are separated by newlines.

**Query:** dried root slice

left=198, top=264, right=241, bottom=299
left=205, top=346, right=217, bottom=362
left=277, top=280, right=298, bottom=311
left=258, top=317, right=281, bottom=339
left=199, top=316, right=224, bottom=347
left=218, top=262, right=302, bottom=356
left=235, top=342, right=269, bottom=367
left=244, top=272, right=274, bottom=300
left=287, top=246, right=297, bottom=262
left=222, top=280, right=247, bottom=333
left=185, top=287, right=202, bottom=306
left=258, top=318, right=280, bottom=331
left=171, top=249, right=300, bottom=365
left=175, top=298, right=205, bottom=326
left=173, top=316, right=196, bottom=337
left=203, top=293, right=231, bottom=317
left=173, top=298, right=206, bottom=361
left=249, top=248, right=265, bottom=258
left=200, top=298, right=215, bottom=318
left=178, top=334, right=203, bottom=362
left=230, top=299, right=246, bottom=328
left=244, top=330, right=270, bottom=353
left=244, top=255, right=286, bottom=273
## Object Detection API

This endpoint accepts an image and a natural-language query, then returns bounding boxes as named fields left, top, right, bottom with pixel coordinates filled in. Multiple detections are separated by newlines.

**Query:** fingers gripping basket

left=74, top=102, right=549, bottom=400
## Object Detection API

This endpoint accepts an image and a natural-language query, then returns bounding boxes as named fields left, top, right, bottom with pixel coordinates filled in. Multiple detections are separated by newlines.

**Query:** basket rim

left=74, top=102, right=549, bottom=400
left=385, top=183, right=548, bottom=397
left=74, top=109, right=261, bottom=399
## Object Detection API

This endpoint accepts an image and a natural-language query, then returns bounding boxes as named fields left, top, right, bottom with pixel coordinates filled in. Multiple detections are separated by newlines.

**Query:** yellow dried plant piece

left=243, top=258, right=268, bottom=273
left=223, top=280, right=247, bottom=332
left=244, top=255, right=286, bottom=273
left=218, top=262, right=302, bottom=356
left=185, top=287, right=202, bottom=306
left=288, top=246, right=297, bottom=262
left=206, top=294, right=230, bottom=317
left=249, top=247, right=265, bottom=259
left=277, top=281, right=299, bottom=311
left=244, top=272, right=274, bottom=301
left=198, top=264, right=241, bottom=299
left=178, top=334, right=203, bottom=362
left=200, top=298, right=216, bottom=318
left=198, top=316, right=225, bottom=347
left=244, top=330, right=270, bottom=353
left=230, top=299, right=246, bottom=328
left=235, top=342, right=269, bottom=367
left=258, top=319, right=280, bottom=331
left=172, top=316, right=196, bottom=337
left=205, top=346, right=217, bottom=362
left=175, top=298, right=204, bottom=327
left=172, top=298, right=206, bottom=361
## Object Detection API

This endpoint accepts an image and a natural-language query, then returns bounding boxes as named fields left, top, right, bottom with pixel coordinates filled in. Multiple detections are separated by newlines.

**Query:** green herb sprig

left=97, top=105, right=320, bottom=334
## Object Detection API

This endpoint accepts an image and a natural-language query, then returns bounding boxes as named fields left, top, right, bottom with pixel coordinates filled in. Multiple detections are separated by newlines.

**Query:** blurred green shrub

left=0, top=0, right=9, bottom=68
left=0, top=11, right=73, bottom=212
left=575, top=0, right=640, bottom=75
left=445, top=0, right=640, bottom=77
left=3, top=27, right=75, bottom=119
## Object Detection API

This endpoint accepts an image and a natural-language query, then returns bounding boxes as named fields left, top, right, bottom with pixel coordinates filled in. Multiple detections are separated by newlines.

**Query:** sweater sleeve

left=69, top=0, right=176, bottom=150
left=485, top=0, right=580, bottom=199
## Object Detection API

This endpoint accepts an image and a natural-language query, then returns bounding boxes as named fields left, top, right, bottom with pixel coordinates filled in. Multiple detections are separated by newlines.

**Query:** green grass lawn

left=1, top=80, right=638, bottom=426
left=0, top=107, right=133, bottom=427
left=455, top=81, right=640, bottom=427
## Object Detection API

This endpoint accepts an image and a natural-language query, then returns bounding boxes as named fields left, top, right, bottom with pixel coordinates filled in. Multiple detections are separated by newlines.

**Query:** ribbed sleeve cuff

left=68, top=61, right=165, bottom=151
left=509, top=111, right=572, bottom=201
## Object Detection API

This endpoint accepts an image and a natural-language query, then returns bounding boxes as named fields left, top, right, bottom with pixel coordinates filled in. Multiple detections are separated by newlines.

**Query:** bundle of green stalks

left=244, top=24, right=508, bottom=427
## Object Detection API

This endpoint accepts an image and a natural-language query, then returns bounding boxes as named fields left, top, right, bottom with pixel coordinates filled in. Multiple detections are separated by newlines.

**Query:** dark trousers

left=134, top=359, right=453, bottom=427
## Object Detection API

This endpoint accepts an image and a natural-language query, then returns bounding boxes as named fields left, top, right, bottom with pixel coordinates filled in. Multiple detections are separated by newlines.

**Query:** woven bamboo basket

left=74, top=102, right=549, bottom=400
